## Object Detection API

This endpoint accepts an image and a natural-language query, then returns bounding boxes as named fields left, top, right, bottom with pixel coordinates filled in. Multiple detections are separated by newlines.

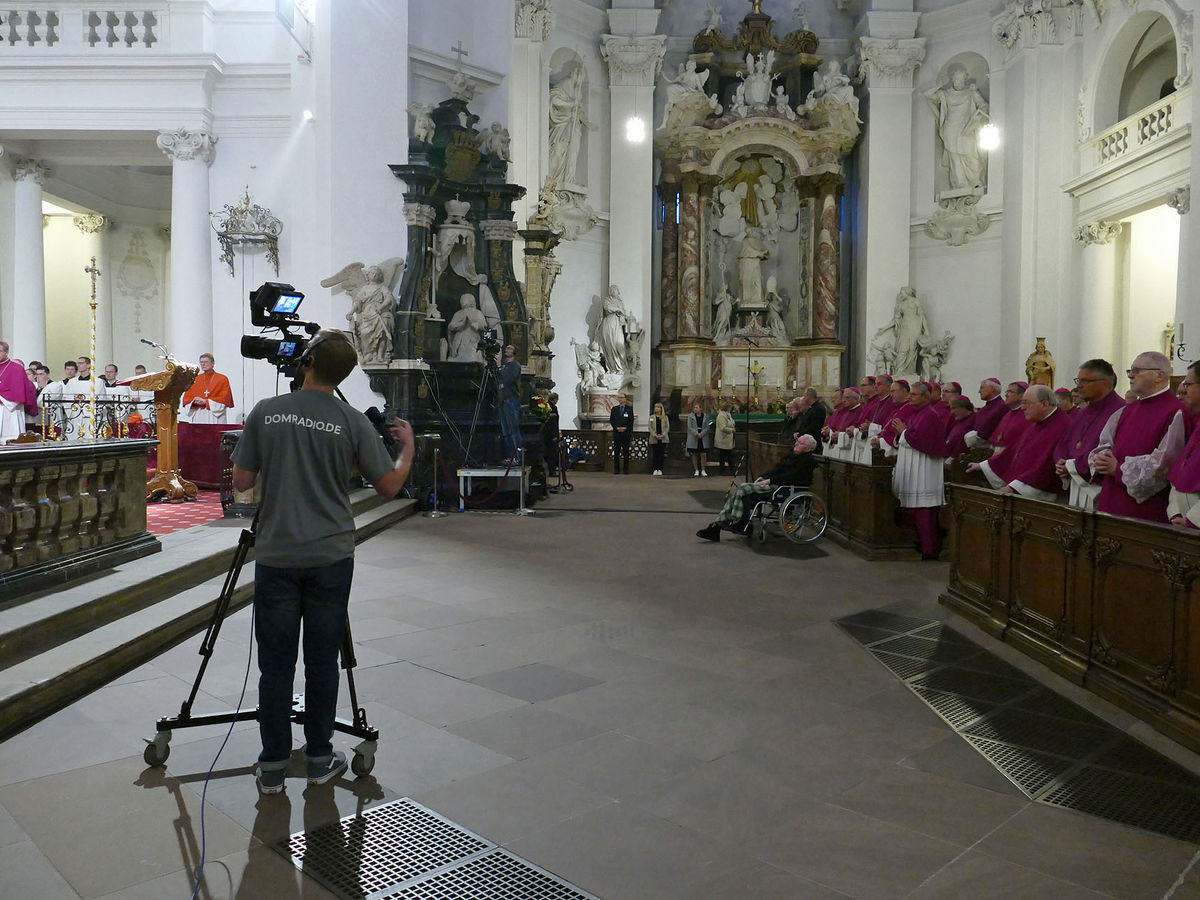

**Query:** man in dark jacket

left=697, top=433, right=817, bottom=540
left=609, top=393, right=634, bottom=474
left=795, top=386, right=827, bottom=452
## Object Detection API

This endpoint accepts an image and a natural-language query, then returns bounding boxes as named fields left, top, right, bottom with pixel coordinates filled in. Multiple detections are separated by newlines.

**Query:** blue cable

left=189, top=607, right=256, bottom=900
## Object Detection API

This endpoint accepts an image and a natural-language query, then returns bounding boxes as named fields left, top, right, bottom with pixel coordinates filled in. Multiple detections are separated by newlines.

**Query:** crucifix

left=751, top=0, right=764, bottom=12
left=84, top=256, right=101, bottom=438
left=450, top=40, right=469, bottom=69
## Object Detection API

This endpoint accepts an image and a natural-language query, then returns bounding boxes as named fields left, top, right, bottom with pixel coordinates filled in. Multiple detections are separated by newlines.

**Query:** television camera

left=239, top=281, right=321, bottom=378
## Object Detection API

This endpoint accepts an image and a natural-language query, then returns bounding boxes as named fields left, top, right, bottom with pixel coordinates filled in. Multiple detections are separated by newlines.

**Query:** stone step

left=0, top=491, right=413, bottom=741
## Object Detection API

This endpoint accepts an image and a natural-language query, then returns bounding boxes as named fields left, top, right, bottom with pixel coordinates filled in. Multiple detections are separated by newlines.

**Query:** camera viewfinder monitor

left=272, top=292, right=304, bottom=315
left=277, top=341, right=300, bottom=358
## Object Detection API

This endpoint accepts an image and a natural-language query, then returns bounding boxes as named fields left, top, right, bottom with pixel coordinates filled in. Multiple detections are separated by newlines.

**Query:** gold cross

left=84, top=256, right=101, bottom=306
left=751, top=0, right=764, bottom=12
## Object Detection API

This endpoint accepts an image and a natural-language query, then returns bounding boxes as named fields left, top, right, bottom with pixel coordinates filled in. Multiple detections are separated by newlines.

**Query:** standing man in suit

left=610, top=392, right=634, bottom=474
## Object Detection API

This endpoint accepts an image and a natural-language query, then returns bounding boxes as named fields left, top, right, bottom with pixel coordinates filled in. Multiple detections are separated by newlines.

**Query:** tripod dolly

left=142, top=519, right=379, bottom=777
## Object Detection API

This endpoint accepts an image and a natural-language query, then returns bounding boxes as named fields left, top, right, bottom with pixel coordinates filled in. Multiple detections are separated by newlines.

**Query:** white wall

left=1120, top=204, right=1179, bottom=376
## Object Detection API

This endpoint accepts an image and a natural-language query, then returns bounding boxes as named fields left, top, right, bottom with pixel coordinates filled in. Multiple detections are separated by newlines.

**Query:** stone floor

left=3, top=471, right=1200, bottom=899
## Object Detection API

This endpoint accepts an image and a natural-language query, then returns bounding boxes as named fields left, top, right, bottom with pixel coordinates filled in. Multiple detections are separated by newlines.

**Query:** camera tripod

left=142, top=517, right=379, bottom=777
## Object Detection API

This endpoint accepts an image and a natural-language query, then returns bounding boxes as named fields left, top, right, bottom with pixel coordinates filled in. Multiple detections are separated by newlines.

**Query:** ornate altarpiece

left=655, top=7, right=859, bottom=411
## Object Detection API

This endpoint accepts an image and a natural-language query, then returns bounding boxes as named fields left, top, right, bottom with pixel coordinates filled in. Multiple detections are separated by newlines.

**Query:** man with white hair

left=964, top=377, right=1006, bottom=448
left=697, top=433, right=817, bottom=541
left=1091, top=350, right=1191, bottom=522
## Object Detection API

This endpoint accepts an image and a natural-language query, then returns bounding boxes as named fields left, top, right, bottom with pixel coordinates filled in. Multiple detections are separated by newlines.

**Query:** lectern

left=125, top=360, right=199, bottom=502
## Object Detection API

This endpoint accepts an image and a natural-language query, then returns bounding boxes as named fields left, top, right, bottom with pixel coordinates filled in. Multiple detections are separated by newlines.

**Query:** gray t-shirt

left=232, top=390, right=394, bottom=568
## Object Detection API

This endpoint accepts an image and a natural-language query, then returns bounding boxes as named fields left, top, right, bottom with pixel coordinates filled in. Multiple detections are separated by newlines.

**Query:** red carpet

left=145, top=491, right=224, bottom=535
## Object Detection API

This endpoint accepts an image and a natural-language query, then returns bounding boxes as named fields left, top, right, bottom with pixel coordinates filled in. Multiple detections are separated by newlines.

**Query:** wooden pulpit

left=125, top=360, right=199, bottom=502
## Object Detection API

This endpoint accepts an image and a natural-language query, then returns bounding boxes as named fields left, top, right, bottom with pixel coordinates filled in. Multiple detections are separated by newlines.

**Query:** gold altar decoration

left=1025, top=337, right=1055, bottom=388
left=84, top=256, right=101, bottom=439
left=130, top=360, right=199, bottom=502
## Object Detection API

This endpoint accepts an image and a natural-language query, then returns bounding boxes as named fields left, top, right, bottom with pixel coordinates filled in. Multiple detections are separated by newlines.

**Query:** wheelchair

left=746, top=486, right=828, bottom=545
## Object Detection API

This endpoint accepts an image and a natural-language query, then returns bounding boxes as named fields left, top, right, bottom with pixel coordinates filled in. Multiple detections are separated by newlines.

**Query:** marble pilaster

left=156, top=129, right=216, bottom=365
left=660, top=182, right=679, bottom=342
left=677, top=179, right=701, bottom=340
left=813, top=178, right=842, bottom=341
left=12, top=159, right=50, bottom=364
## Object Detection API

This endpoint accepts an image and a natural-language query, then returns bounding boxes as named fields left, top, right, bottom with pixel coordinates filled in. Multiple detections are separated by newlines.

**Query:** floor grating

left=272, top=798, right=597, bottom=900
left=837, top=610, right=1200, bottom=845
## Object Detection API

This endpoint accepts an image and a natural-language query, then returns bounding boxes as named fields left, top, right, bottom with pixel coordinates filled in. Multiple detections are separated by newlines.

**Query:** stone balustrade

left=1081, top=86, right=1191, bottom=172
left=0, top=5, right=167, bottom=50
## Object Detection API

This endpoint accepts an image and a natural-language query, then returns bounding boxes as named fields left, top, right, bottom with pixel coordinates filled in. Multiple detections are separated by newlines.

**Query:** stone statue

left=407, top=102, right=435, bottom=144
left=703, top=2, right=724, bottom=32
left=737, top=229, right=768, bottom=306
left=1025, top=337, right=1056, bottom=388
left=926, top=63, right=990, bottom=193
left=764, top=277, right=789, bottom=344
left=804, top=59, right=860, bottom=123
left=712, top=283, right=735, bottom=345
left=320, top=257, right=405, bottom=364
left=660, top=60, right=720, bottom=128
left=869, top=286, right=933, bottom=376
left=919, top=331, right=955, bottom=383
left=597, top=285, right=629, bottom=376
left=573, top=338, right=604, bottom=389
left=773, top=85, right=796, bottom=121
left=548, top=66, right=592, bottom=187
left=482, top=122, right=511, bottom=161
left=446, top=293, right=488, bottom=362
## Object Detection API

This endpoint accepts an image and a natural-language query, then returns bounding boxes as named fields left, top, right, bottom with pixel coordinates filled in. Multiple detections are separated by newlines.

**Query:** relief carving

left=1152, top=549, right=1200, bottom=589
left=1145, top=663, right=1177, bottom=695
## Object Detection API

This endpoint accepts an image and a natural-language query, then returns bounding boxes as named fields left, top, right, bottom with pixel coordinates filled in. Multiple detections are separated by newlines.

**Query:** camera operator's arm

left=371, top=418, right=415, bottom=498
left=232, top=465, right=257, bottom=493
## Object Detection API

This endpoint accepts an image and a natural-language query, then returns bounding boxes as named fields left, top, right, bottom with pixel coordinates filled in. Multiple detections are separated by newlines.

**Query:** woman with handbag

left=648, top=402, right=669, bottom=475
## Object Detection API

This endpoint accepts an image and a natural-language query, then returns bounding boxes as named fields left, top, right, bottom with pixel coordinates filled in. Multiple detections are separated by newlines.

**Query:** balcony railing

left=0, top=6, right=170, bottom=51
left=1080, top=87, right=1192, bottom=172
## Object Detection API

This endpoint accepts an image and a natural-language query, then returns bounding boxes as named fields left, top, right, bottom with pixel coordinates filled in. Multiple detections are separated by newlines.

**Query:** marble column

left=12, top=159, right=50, bottom=364
left=813, top=176, right=843, bottom=341
left=156, top=129, right=216, bottom=365
left=602, top=22, right=665, bottom=406
left=855, top=31, right=924, bottom=366
left=511, top=0, right=555, bottom=235
left=698, top=178, right=714, bottom=339
left=73, top=214, right=112, bottom=370
left=1075, top=221, right=1123, bottom=368
left=676, top=177, right=701, bottom=339
left=1170, top=186, right=1193, bottom=371
left=659, top=182, right=679, bottom=342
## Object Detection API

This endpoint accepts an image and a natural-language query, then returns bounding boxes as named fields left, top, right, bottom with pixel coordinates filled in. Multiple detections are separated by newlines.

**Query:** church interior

left=3, top=0, right=1200, bottom=897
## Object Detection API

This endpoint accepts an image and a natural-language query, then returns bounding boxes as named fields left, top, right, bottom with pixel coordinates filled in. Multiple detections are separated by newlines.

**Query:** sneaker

left=696, top=523, right=721, bottom=542
left=693, top=470, right=700, bottom=477
left=307, top=751, right=347, bottom=785
left=256, top=765, right=286, bottom=795
left=700, top=469, right=709, bottom=477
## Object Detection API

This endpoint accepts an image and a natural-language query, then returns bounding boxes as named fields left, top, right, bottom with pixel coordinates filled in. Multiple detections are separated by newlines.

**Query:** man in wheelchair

left=697, top=433, right=818, bottom=541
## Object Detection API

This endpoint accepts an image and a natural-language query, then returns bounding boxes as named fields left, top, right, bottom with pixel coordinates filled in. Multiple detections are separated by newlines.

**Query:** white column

left=510, top=1, right=554, bottom=231
left=156, top=129, right=216, bottom=365
left=12, top=158, right=49, bottom=364
left=855, top=31, right=925, bottom=377
left=1170, top=186, right=1193, bottom=371
left=601, top=15, right=664, bottom=413
left=73, top=214, right=112, bottom=369
left=1075, top=222, right=1123, bottom=368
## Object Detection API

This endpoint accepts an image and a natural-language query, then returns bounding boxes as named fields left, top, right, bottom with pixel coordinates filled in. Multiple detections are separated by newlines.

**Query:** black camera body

left=240, top=282, right=321, bottom=376
left=477, top=327, right=502, bottom=360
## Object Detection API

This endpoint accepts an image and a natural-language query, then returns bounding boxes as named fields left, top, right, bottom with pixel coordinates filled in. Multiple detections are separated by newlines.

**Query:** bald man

left=1091, top=351, right=1191, bottom=522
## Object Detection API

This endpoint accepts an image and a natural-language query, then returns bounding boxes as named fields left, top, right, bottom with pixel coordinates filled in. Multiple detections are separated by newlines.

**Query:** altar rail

left=0, top=439, right=159, bottom=599
left=942, top=482, right=1200, bottom=754
left=38, top=397, right=156, bottom=441
left=809, top=450, right=924, bottom=560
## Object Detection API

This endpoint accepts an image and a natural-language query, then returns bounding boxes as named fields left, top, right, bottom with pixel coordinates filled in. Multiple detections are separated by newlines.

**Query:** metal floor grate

left=837, top=609, right=1200, bottom=845
left=273, top=798, right=597, bottom=900
left=379, top=849, right=596, bottom=900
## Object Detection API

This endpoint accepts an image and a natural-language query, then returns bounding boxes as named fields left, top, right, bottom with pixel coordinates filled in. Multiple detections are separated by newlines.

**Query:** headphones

left=298, top=329, right=354, bottom=369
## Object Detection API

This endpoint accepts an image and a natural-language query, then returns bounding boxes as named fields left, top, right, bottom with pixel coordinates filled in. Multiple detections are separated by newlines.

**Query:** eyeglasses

left=1127, top=367, right=1166, bottom=376
left=1074, top=376, right=1105, bottom=385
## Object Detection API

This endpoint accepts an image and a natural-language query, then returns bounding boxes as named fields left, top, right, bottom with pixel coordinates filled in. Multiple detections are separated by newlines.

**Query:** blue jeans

left=500, top=394, right=521, bottom=456
left=254, top=558, right=354, bottom=767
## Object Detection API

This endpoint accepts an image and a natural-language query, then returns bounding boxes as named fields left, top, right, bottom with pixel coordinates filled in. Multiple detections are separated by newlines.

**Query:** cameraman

left=498, top=343, right=521, bottom=460
left=231, top=329, right=413, bottom=794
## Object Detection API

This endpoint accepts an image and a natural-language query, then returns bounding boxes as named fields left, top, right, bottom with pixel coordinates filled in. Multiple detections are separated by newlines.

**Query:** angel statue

left=573, top=338, right=604, bottom=390
left=320, top=257, right=406, bottom=364
left=407, top=102, right=435, bottom=144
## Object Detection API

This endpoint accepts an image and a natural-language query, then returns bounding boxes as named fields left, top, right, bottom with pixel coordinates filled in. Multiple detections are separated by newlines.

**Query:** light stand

left=424, top=447, right=447, bottom=518
left=515, top=445, right=534, bottom=516
left=742, top=337, right=760, bottom=484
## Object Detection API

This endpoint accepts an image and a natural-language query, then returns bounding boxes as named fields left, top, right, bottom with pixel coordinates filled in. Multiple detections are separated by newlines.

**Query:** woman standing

left=648, top=402, right=670, bottom=475
left=686, top=401, right=712, bottom=477
left=714, top=402, right=736, bottom=474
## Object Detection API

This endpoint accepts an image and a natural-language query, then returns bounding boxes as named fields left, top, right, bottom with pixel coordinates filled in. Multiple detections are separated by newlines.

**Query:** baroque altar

left=655, top=4, right=860, bottom=412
